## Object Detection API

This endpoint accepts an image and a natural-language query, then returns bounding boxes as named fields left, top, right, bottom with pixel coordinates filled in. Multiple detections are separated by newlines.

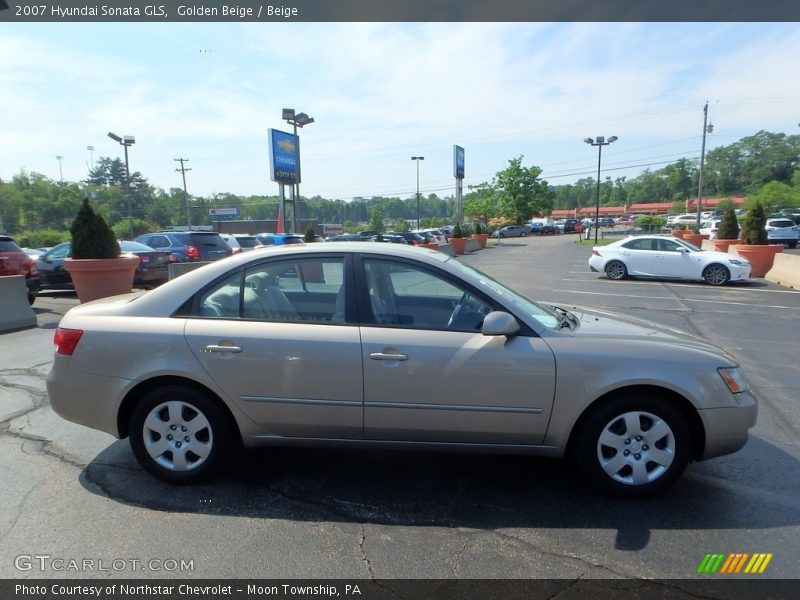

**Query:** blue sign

left=268, top=129, right=300, bottom=184
left=454, top=145, right=465, bottom=179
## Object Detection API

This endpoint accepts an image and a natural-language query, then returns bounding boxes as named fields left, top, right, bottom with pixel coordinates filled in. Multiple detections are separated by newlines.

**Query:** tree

left=70, top=197, right=120, bottom=259
left=741, top=201, right=767, bottom=245
left=368, top=206, right=385, bottom=234
left=717, top=206, right=740, bottom=240
left=493, top=157, right=553, bottom=223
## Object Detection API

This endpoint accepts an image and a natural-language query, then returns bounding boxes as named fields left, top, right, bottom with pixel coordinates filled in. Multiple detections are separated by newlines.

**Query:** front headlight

left=728, top=259, right=749, bottom=266
left=719, top=367, right=750, bottom=394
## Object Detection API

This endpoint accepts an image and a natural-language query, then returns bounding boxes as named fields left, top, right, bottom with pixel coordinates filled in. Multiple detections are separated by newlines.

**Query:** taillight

left=232, top=247, right=243, bottom=254
left=169, top=253, right=179, bottom=262
left=27, top=257, right=38, bottom=276
left=54, top=328, right=84, bottom=356
left=186, top=246, right=201, bottom=261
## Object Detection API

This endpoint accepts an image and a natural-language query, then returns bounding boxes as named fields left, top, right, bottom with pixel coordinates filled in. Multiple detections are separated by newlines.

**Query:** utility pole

left=696, top=102, right=713, bottom=229
left=174, top=158, right=192, bottom=228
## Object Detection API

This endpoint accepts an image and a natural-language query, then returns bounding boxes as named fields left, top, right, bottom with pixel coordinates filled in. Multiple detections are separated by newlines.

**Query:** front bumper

left=698, top=390, right=758, bottom=460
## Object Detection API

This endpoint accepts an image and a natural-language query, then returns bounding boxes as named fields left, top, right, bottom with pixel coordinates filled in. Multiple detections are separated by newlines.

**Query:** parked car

left=667, top=214, right=699, bottom=228
left=765, top=218, right=798, bottom=249
left=387, top=231, right=426, bottom=245
left=220, top=234, right=263, bottom=254
left=372, top=233, right=408, bottom=244
left=0, top=235, right=40, bottom=304
left=699, top=219, right=723, bottom=240
left=37, top=241, right=172, bottom=289
left=48, top=242, right=757, bottom=496
left=562, top=219, right=583, bottom=234
left=589, top=235, right=751, bottom=286
left=599, top=217, right=616, bottom=227
left=529, top=219, right=557, bottom=235
left=136, top=231, right=232, bottom=262
left=255, top=233, right=305, bottom=246
left=327, top=233, right=363, bottom=242
left=492, top=225, right=529, bottom=238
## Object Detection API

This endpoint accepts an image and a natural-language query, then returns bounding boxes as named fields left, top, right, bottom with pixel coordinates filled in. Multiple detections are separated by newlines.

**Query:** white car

left=765, top=218, right=798, bottom=249
left=220, top=234, right=264, bottom=253
left=589, top=235, right=751, bottom=286
left=699, top=219, right=722, bottom=240
left=667, top=213, right=700, bottom=227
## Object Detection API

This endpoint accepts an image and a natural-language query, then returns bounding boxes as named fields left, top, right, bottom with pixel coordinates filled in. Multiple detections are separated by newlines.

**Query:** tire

left=129, top=385, right=235, bottom=484
left=28, top=293, right=36, bottom=305
left=573, top=393, right=692, bottom=497
left=702, top=263, right=730, bottom=286
left=604, top=260, right=627, bottom=280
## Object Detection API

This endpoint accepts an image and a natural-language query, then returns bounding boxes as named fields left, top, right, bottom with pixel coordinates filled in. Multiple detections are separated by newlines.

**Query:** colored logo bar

left=697, top=553, right=773, bottom=574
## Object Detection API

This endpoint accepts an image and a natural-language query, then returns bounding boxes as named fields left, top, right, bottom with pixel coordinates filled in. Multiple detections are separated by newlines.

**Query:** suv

left=0, top=235, right=40, bottom=304
left=765, top=218, right=798, bottom=249
left=562, top=219, right=583, bottom=234
left=220, top=234, right=263, bottom=254
left=136, top=231, right=232, bottom=262
left=255, top=233, right=305, bottom=246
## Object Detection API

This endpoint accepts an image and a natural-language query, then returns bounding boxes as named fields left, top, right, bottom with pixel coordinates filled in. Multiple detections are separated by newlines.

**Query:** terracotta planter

left=672, top=229, right=688, bottom=239
left=472, top=233, right=489, bottom=249
left=683, top=233, right=704, bottom=247
left=713, top=238, right=739, bottom=253
left=65, top=256, right=139, bottom=303
left=450, top=237, right=468, bottom=255
left=733, top=244, right=783, bottom=278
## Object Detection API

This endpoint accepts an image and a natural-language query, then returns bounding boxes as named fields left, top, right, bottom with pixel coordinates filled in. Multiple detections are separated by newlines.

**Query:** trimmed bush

left=716, top=206, right=740, bottom=240
left=740, top=201, right=767, bottom=245
left=70, top=197, right=120, bottom=259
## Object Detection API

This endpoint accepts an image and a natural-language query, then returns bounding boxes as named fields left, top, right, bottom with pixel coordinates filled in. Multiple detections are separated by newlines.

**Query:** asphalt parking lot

left=1, top=236, right=799, bottom=581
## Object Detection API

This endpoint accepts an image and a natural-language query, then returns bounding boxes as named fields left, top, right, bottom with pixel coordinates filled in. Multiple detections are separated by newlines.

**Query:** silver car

left=48, top=243, right=757, bottom=496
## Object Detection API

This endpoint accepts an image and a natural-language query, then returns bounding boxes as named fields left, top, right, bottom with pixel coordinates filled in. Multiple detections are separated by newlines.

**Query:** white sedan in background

left=589, top=235, right=751, bottom=286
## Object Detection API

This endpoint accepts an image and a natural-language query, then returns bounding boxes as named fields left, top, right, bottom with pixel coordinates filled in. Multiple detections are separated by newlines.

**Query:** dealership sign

left=454, top=145, right=465, bottom=179
left=268, top=129, right=300, bottom=184
left=209, top=207, right=239, bottom=216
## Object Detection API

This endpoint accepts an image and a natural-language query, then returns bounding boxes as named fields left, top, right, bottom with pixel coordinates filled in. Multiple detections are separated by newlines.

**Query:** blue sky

left=2, top=22, right=799, bottom=201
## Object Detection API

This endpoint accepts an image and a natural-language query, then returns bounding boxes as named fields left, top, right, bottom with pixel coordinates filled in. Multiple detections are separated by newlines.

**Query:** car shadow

left=79, top=435, right=799, bottom=551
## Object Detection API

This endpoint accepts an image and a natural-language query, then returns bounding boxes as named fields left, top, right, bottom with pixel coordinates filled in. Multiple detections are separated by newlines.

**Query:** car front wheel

left=604, top=260, right=627, bottom=280
left=703, top=263, right=730, bottom=286
left=574, top=394, right=692, bottom=496
left=129, top=386, right=235, bottom=484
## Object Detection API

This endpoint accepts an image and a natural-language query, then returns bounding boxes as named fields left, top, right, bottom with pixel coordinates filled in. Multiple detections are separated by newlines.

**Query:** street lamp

left=108, top=132, right=135, bottom=239
left=584, top=135, right=618, bottom=243
left=282, top=108, right=315, bottom=233
left=55, top=155, right=64, bottom=184
left=412, top=156, right=424, bottom=228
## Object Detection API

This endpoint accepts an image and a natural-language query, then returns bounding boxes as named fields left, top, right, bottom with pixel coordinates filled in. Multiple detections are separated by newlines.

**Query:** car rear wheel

left=604, top=260, right=627, bottom=280
left=702, top=263, right=730, bottom=286
left=574, top=394, right=691, bottom=496
left=130, top=386, right=235, bottom=484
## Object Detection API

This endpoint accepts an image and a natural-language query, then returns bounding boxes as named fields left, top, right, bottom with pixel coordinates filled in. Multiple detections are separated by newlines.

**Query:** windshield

left=446, top=259, right=559, bottom=328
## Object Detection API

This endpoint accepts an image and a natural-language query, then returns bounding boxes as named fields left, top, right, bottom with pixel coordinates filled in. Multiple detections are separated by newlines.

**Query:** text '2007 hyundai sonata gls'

left=47, top=243, right=757, bottom=496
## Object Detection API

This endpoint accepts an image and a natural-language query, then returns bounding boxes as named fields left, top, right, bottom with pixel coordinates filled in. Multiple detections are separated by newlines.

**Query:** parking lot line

left=561, top=277, right=800, bottom=295
left=559, top=289, right=800, bottom=311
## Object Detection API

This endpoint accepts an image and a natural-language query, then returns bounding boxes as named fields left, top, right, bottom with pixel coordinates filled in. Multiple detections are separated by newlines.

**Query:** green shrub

left=716, top=206, right=740, bottom=240
left=740, top=201, right=767, bottom=245
left=112, top=218, right=152, bottom=240
left=474, top=222, right=483, bottom=235
left=70, top=197, right=120, bottom=259
left=304, top=226, right=316, bottom=242
left=14, top=229, right=69, bottom=249
left=451, top=223, right=464, bottom=238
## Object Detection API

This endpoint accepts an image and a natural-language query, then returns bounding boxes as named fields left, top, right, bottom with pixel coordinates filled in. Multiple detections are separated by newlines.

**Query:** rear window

left=768, top=219, right=795, bottom=228
left=236, top=237, right=261, bottom=248
left=189, top=233, right=229, bottom=249
left=0, top=239, right=23, bottom=252
left=171, top=233, right=191, bottom=245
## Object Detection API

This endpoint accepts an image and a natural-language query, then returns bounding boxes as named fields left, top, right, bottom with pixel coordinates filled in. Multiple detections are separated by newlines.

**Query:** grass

left=575, top=237, right=617, bottom=246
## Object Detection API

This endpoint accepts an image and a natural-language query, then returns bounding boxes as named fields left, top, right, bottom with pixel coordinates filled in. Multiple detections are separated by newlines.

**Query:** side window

left=49, top=244, right=71, bottom=260
left=659, top=239, right=681, bottom=252
left=363, top=260, right=491, bottom=331
left=194, top=272, right=243, bottom=318
left=149, top=235, right=170, bottom=249
left=242, top=258, right=345, bottom=323
left=622, top=239, right=649, bottom=251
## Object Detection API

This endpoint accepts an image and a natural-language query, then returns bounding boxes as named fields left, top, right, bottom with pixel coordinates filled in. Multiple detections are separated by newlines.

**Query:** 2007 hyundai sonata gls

left=48, top=243, right=757, bottom=496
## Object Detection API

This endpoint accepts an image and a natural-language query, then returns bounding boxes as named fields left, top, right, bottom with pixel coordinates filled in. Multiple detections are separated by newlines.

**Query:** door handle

left=369, top=352, right=408, bottom=361
left=203, top=344, right=242, bottom=353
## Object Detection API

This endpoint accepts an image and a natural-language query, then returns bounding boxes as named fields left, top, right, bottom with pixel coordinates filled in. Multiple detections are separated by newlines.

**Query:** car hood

left=551, top=305, right=736, bottom=363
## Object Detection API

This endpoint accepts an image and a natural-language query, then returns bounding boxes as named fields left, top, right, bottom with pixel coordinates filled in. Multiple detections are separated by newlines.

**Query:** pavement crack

left=358, top=523, right=376, bottom=579
left=451, top=537, right=470, bottom=577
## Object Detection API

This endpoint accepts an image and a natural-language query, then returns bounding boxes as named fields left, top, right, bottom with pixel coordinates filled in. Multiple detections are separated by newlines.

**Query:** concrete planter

left=450, top=237, right=467, bottom=255
left=472, top=233, right=489, bottom=249
left=65, top=256, right=139, bottom=303
left=733, top=244, right=783, bottom=278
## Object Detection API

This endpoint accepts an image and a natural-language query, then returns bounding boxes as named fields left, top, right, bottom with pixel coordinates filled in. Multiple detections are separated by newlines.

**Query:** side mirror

left=676, top=247, right=687, bottom=253
left=482, top=311, right=520, bottom=337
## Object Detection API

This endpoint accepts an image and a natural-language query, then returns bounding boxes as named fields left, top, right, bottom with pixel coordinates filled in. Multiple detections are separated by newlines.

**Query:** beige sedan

left=48, top=243, right=757, bottom=496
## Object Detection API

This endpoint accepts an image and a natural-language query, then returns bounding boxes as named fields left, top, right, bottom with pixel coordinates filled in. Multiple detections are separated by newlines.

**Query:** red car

left=0, top=235, right=40, bottom=304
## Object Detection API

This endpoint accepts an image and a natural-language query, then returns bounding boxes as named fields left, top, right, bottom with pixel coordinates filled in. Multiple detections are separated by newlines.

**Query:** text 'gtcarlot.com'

left=14, top=554, right=194, bottom=572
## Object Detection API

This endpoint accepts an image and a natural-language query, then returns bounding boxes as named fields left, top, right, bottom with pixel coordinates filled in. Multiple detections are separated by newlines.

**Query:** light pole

left=87, top=145, right=95, bottom=169
left=412, top=156, right=424, bottom=228
left=584, top=135, right=618, bottom=243
left=282, top=108, right=315, bottom=233
left=696, top=102, right=714, bottom=229
left=55, top=155, right=64, bottom=184
left=108, top=132, right=135, bottom=239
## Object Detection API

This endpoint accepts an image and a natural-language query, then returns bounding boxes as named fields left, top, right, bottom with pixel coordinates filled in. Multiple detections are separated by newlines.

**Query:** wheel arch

left=117, top=375, right=241, bottom=441
left=565, top=384, right=706, bottom=462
